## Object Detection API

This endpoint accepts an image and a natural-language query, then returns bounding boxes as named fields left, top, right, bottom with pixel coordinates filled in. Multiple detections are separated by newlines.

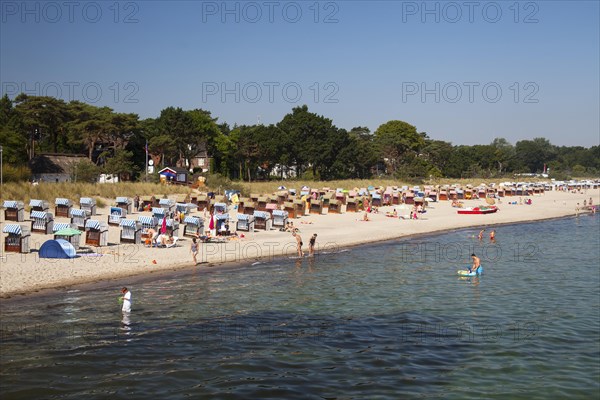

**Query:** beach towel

left=209, top=214, right=215, bottom=230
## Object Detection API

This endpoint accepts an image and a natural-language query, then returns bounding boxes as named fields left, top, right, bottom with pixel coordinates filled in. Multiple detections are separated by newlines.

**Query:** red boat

left=457, top=206, right=498, bottom=215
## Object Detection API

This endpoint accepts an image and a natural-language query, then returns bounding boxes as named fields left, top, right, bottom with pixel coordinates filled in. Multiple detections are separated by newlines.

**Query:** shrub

left=1, top=165, right=31, bottom=182
left=204, top=173, right=247, bottom=195
left=73, top=160, right=99, bottom=183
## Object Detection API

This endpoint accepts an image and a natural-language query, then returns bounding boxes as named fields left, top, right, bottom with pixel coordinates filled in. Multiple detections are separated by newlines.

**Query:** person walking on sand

left=121, top=287, right=132, bottom=313
left=309, top=233, right=317, bottom=256
left=190, top=237, right=199, bottom=265
left=292, top=229, right=304, bottom=257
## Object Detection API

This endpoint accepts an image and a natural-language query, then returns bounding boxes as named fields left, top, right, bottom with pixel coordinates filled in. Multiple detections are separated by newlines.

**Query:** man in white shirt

left=121, top=287, right=132, bottom=313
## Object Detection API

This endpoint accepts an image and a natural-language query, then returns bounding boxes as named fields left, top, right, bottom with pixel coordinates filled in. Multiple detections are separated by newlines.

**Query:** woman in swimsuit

left=309, top=234, right=317, bottom=256
left=190, top=238, right=199, bottom=264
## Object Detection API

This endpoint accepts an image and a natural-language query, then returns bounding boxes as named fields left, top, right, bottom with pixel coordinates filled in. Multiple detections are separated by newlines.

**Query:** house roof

left=29, top=153, right=88, bottom=174
left=158, top=167, right=189, bottom=174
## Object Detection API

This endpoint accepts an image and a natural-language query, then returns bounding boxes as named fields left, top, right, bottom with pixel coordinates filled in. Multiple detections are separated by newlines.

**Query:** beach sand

left=1, top=190, right=598, bottom=298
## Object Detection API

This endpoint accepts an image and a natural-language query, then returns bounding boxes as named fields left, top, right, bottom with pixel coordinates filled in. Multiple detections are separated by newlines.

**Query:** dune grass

left=1, top=176, right=554, bottom=207
left=0, top=182, right=192, bottom=208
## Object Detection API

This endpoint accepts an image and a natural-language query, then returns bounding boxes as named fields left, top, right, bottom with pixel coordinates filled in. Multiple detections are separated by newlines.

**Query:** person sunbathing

left=157, top=234, right=174, bottom=247
left=198, top=231, right=213, bottom=242
left=385, top=209, right=398, bottom=218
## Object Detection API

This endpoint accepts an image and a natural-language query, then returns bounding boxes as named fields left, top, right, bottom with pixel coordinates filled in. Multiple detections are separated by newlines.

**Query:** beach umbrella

left=54, top=227, right=82, bottom=236
left=209, top=214, right=215, bottom=230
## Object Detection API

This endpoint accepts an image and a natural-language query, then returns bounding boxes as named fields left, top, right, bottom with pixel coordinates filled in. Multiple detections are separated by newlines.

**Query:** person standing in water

left=469, top=254, right=482, bottom=274
left=478, top=229, right=485, bottom=241
left=292, top=229, right=304, bottom=257
left=190, top=237, right=199, bottom=265
left=489, top=230, right=496, bottom=242
left=121, top=287, right=132, bottom=313
left=308, top=233, right=317, bottom=256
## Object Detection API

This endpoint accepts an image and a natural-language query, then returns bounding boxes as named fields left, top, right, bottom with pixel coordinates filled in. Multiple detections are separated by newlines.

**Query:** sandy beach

left=1, top=189, right=598, bottom=298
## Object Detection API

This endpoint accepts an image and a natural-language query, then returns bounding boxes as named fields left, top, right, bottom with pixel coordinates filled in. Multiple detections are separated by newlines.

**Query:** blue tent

left=39, top=239, right=76, bottom=259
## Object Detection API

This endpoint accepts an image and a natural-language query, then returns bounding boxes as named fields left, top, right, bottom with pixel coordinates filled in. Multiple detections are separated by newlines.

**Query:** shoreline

left=0, top=213, right=584, bottom=305
left=1, top=190, right=598, bottom=300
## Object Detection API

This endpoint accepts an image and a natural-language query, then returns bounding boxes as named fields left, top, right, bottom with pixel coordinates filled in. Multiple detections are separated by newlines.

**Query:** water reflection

left=308, top=256, right=315, bottom=272
left=121, top=312, right=131, bottom=332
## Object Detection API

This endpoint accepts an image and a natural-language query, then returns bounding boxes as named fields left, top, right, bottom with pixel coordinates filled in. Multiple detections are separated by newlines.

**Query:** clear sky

left=1, top=0, right=599, bottom=147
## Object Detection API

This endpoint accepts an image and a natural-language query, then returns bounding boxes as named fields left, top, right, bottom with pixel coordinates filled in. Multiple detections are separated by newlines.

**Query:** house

left=29, top=153, right=89, bottom=183
left=177, top=142, right=211, bottom=173
left=158, top=167, right=189, bottom=184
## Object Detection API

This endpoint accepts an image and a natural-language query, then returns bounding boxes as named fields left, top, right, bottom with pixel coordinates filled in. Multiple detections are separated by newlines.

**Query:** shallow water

left=1, top=216, right=599, bottom=399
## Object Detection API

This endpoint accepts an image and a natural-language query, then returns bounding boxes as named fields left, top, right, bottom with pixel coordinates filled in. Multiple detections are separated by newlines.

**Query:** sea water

left=1, top=216, right=599, bottom=399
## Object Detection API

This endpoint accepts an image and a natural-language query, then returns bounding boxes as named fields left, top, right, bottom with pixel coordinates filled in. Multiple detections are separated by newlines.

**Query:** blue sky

left=1, top=0, right=599, bottom=147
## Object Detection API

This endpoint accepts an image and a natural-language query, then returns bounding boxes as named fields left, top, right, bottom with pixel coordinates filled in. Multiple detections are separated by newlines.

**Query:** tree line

left=1, top=94, right=598, bottom=182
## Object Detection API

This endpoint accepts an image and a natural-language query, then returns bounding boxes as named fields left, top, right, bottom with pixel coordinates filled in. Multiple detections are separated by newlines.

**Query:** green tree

left=445, top=145, right=475, bottom=178
left=277, top=105, right=348, bottom=180
left=234, top=125, right=261, bottom=181
left=490, top=137, right=515, bottom=174
left=515, top=138, right=556, bottom=173
left=103, top=149, right=138, bottom=181
left=154, top=107, right=220, bottom=170
left=108, top=112, right=139, bottom=151
left=72, top=159, right=99, bottom=183
left=14, top=94, right=70, bottom=157
left=65, top=102, right=114, bottom=161
left=345, top=127, right=377, bottom=179
left=422, top=139, right=454, bottom=175
left=0, top=94, right=28, bottom=164
left=373, top=120, right=425, bottom=174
